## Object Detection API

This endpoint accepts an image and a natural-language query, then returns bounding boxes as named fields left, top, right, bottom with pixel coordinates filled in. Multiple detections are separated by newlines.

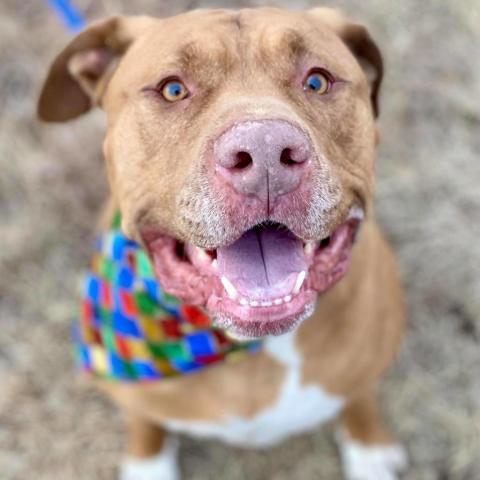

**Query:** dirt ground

left=0, top=0, right=479, bottom=479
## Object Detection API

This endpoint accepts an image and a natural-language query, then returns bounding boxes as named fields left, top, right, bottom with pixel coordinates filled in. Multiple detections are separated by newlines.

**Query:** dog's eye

left=303, top=71, right=330, bottom=95
left=161, top=79, right=189, bottom=102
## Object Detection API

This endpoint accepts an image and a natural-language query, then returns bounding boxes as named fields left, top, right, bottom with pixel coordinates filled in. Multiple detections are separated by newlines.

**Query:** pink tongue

left=217, top=227, right=307, bottom=300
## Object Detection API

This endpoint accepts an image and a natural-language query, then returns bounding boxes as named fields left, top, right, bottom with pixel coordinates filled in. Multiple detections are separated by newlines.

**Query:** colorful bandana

left=74, top=212, right=261, bottom=382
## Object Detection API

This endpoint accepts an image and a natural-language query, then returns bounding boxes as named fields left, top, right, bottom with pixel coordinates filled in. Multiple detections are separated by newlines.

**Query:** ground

left=0, top=0, right=479, bottom=479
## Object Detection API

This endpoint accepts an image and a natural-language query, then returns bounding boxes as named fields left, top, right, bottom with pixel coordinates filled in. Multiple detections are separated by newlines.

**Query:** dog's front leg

left=120, top=414, right=180, bottom=480
left=335, top=391, right=408, bottom=480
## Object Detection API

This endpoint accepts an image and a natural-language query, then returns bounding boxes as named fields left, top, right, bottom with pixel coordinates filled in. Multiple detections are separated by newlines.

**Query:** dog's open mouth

left=146, top=212, right=361, bottom=338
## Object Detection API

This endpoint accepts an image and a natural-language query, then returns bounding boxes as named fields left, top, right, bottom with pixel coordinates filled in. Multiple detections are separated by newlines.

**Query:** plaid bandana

left=73, top=212, right=261, bottom=382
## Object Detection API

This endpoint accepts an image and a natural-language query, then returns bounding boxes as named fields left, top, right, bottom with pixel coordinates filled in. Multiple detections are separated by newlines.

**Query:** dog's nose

left=213, top=120, right=312, bottom=202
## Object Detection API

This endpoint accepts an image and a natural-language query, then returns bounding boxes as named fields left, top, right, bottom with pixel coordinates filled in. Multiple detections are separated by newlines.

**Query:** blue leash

left=46, top=0, right=87, bottom=33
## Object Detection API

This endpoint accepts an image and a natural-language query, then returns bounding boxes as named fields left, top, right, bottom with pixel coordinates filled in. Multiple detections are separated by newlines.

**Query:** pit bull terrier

left=38, top=7, right=407, bottom=480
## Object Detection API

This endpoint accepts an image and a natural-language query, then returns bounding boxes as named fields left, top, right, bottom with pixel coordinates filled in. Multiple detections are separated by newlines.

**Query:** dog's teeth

left=249, top=300, right=259, bottom=307
left=261, top=300, right=273, bottom=307
left=239, top=298, right=248, bottom=306
left=274, top=298, right=283, bottom=305
left=283, top=295, right=292, bottom=303
left=293, top=271, right=306, bottom=295
left=211, top=259, right=218, bottom=270
left=196, top=247, right=210, bottom=263
left=304, top=242, right=315, bottom=256
left=221, top=276, right=238, bottom=300
left=347, top=204, right=365, bottom=221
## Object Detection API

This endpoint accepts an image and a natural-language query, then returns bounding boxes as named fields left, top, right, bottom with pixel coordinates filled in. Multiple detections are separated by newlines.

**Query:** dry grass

left=0, top=1, right=479, bottom=479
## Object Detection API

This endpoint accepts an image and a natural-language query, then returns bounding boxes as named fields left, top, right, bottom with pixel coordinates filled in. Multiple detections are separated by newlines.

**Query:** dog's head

left=38, top=8, right=383, bottom=339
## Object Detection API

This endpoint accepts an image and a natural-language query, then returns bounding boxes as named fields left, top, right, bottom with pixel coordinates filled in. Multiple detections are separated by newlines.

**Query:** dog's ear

left=37, top=16, right=153, bottom=122
left=309, top=8, right=384, bottom=117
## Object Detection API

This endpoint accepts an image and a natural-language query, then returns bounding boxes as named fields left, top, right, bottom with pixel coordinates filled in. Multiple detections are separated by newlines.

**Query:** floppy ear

left=309, top=8, right=384, bottom=117
left=37, top=16, right=153, bottom=122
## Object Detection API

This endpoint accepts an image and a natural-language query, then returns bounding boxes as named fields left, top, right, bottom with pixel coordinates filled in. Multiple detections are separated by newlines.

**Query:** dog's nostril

left=233, top=151, right=253, bottom=170
left=280, top=148, right=299, bottom=166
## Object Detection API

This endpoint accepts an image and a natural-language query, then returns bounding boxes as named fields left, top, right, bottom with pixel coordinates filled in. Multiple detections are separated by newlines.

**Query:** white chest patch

left=164, top=331, right=345, bottom=447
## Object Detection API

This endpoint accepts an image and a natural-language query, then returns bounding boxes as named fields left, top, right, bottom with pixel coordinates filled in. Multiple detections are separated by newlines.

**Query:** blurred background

left=0, top=0, right=479, bottom=479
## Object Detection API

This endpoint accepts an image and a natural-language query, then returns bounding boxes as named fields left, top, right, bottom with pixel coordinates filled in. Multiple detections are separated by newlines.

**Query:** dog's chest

left=164, top=332, right=345, bottom=447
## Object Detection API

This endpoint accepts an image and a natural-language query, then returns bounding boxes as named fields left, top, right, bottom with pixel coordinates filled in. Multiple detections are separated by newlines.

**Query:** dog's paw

left=336, top=429, right=408, bottom=480
left=119, top=435, right=180, bottom=480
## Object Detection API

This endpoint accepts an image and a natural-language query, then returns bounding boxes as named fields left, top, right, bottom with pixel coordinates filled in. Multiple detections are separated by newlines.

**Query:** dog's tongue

left=217, top=227, right=307, bottom=300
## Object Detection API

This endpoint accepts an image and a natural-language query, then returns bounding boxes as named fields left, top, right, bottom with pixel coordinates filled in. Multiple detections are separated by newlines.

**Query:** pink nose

left=213, top=120, right=312, bottom=202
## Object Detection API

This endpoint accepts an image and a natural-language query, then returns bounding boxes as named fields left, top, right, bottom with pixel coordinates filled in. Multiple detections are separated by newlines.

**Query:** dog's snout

left=213, top=120, right=312, bottom=202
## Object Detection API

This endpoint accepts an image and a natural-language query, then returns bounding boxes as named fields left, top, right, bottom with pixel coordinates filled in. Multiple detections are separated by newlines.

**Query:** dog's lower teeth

left=221, top=276, right=238, bottom=300
left=293, top=271, right=306, bottom=295
left=235, top=290, right=304, bottom=307
left=237, top=295, right=299, bottom=307
left=304, top=242, right=316, bottom=256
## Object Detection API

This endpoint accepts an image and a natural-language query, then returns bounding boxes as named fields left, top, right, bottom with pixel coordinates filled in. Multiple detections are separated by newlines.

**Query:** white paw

left=336, top=429, right=408, bottom=480
left=120, top=435, right=180, bottom=480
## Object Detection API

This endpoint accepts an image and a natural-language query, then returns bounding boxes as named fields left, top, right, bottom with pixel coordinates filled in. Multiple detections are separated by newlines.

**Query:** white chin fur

left=120, top=435, right=180, bottom=480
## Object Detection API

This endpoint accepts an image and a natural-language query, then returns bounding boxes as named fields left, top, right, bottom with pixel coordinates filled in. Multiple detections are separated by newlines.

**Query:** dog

left=38, top=7, right=407, bottom=480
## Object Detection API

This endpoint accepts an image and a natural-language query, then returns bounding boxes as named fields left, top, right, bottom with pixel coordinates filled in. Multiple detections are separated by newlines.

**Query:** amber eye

left=161, top=79, right=189, bottom=102
left=303, top=71, right=330, bottom=95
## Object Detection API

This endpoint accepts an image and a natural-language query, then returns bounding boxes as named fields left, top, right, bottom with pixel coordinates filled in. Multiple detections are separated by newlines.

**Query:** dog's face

left=39, top=8, right=383, bottom=338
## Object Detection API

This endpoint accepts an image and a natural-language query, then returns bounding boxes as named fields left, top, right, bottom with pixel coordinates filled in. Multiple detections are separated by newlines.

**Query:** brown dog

left=38, top=7, right=407, bottom=480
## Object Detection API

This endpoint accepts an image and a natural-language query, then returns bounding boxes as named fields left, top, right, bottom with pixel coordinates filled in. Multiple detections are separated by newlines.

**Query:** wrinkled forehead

left=116, top=9, right=359, bottom=87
